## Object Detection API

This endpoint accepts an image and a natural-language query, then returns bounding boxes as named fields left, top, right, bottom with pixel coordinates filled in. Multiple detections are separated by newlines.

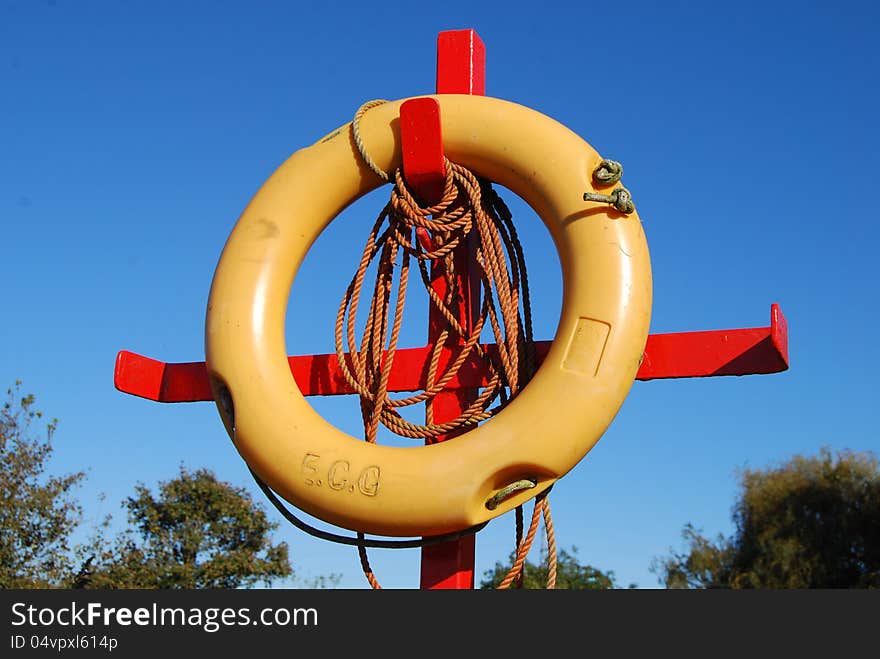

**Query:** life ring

left=205, top=95, right=652, bottom=537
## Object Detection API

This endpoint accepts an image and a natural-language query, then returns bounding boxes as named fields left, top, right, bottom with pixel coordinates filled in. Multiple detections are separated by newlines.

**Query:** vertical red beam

left=436, top=29, right=486, bottom=95
left=418, top=29, right=486, bottom=590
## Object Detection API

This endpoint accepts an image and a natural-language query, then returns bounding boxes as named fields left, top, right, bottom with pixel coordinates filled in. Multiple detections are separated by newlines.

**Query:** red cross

left=114, top=29, right=789, bottom=590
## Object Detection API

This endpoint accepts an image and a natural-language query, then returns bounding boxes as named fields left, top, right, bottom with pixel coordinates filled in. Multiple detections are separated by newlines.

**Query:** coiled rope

left=337, top=100, right=557, bottom=589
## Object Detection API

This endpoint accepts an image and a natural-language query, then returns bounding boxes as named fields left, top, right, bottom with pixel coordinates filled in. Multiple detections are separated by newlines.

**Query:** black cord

left=250, top=468, right=487, bottom=549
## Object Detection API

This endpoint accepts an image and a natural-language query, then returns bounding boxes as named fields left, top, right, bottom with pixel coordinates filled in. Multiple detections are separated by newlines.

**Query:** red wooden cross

left=114, top=29, right=789, bottom=590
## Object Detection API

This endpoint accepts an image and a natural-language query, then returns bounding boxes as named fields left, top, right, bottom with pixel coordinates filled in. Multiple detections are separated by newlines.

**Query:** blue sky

left=2, top=0, right=878, bottom=589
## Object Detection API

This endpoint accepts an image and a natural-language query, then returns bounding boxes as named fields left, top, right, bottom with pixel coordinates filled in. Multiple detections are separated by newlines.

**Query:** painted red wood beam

left=436, top=28, right=486, bottom=95
left=405, top=28, right=486, bottom=590
left=639, top=303, right=789, bottom=380
left=400, top=98, right=446, bottom=208
left=115, top=304, right=790, bottom=403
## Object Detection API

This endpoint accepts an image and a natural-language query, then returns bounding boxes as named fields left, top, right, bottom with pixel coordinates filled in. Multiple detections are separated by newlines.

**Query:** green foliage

left=86, top=466, right=293, bottom=589
left=291, top=573, right=343, bottom=589
left=1, top=381, right=297, bottom=589
left=0, top=382, right=86, bottom=588
left=650, top=524, right=734, bottom=589
left=480, top=546, right=630, bottom=589
left=652, top=447, right=880, bottom=588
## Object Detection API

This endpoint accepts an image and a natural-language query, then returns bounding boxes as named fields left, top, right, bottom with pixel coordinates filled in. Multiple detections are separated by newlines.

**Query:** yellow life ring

left=205, top=95, right=652, bottom=537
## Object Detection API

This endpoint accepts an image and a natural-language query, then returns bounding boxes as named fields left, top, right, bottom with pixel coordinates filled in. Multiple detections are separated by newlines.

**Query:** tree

left=1, top=382, right=300, bottom=589
left=0, top=382, right=89, bottom=588
left=652, top=447, right=880, bottom=588
left=86, top=466, right=293, bottom=589
left=480, top=546, right=630, bottom=589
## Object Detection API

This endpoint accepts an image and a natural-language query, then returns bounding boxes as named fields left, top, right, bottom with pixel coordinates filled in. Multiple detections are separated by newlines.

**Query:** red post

left=415, top=29, right=486, bottom=590
left=436, top=29, right=486, bottom=95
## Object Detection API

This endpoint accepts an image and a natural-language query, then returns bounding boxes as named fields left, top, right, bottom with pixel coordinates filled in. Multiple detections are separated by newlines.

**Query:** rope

left=251, top=469, right=486, bottom=548
left=486, top=479, right=537, bottom=510
left=334, top=161, right=538, bottom=444
left=261, top=101, right=559, bottom=589
left=542, top=499, right=558, bottom=589
left=352, top=100, right=391, bottom=181
left=583, top=186, right=635, bottom=214
left=496, top=490, right=553, bottom=589
left=343, top=101, right=559, bottom=588
left=593, top=159, right=623, bottom=185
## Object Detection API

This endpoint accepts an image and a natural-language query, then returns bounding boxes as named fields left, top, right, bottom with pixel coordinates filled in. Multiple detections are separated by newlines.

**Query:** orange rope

left=342, top=105, right=556, bottom=588
left=334, top=163, right=529, bottom=442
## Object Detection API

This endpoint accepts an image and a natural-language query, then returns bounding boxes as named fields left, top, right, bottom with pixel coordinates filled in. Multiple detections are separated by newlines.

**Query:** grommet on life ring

left=205, top=95, right=652, bottom=537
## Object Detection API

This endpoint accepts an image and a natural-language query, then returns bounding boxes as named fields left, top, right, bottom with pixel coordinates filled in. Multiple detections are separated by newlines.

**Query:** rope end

left=583, top=187, right=635, bottom=214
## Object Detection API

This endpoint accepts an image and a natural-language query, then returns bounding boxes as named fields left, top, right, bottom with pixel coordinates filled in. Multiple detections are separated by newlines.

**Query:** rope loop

left=352, top=99, right=390, bottom=181
left=486, top=479, right=537, bottom=510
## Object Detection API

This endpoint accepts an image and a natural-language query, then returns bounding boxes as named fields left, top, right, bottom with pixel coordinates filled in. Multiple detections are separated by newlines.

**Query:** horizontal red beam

left=639, top=303, right=789, bottom=380
left=114, top=305, right=789, bottom=403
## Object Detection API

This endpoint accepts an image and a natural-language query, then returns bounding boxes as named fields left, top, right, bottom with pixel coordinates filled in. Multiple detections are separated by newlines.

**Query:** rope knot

left=593, top=159, right=623, bottom=185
